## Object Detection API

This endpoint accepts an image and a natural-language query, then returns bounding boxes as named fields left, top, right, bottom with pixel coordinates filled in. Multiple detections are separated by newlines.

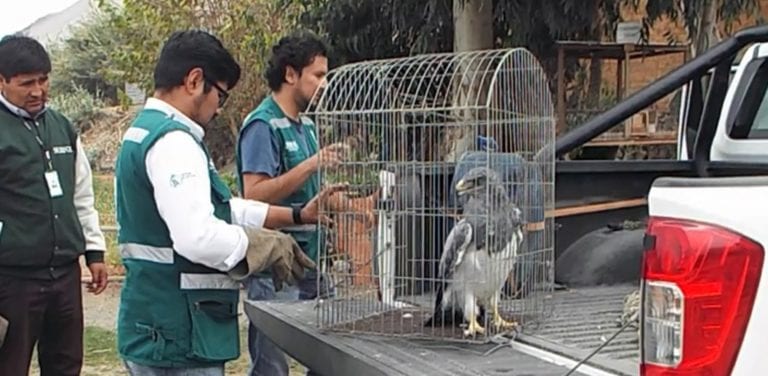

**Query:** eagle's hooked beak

left=455, top=179, right=467, bottom=192
left=456, top=179, right=475, bottom=194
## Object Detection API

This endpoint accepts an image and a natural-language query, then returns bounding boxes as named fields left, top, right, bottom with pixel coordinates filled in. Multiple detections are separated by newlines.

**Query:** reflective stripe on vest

left=269, top=118, right=292, bottom=129
left=121, top=244, right=240, bottom=290
left=282, top=224, right=318, bottom=232
left=120, top=243, right=174, bottom=264
left=180, top=273, right=240, bottom=290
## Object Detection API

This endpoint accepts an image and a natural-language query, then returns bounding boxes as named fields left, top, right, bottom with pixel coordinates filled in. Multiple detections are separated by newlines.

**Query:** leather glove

left=228, top=227, right=316, bottom=291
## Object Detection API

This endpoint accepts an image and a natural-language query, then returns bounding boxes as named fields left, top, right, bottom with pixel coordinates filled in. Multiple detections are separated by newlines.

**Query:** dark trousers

left=246, top=270, right=334, bottom=376
left=0, top=262, right=83, bottom=376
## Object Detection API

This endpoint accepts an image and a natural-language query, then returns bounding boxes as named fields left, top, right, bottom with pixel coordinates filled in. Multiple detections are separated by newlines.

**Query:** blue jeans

left=124, top=360, right=224, bottom=376
left=245, top=270, right=334, bottom=376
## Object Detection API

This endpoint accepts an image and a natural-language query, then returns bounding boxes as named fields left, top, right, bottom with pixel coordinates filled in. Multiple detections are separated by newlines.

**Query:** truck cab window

left=750, top=91, right=768, bottom=135
left=728, top=57, right=768, bottom=139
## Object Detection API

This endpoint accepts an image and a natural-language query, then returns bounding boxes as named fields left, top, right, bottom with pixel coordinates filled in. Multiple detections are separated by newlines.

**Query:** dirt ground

left=27, top=281, right=307, bottom=376
left=82, top=281, right=123, bottom=331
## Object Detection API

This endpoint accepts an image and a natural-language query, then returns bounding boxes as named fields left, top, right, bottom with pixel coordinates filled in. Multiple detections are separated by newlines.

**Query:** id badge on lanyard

left=23, top=120, right=63, bottom=198
left=45, top=168, right=64, bottom=198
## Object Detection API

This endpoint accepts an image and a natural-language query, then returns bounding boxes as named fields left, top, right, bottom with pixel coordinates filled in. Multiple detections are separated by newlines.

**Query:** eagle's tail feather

left=423, top=281, right=461, bottom=327
left=423, top=282, right=485, bottom=328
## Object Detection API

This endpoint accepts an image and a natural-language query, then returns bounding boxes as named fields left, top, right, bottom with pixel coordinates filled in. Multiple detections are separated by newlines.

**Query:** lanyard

left=21, top=119, right=54, bottom=171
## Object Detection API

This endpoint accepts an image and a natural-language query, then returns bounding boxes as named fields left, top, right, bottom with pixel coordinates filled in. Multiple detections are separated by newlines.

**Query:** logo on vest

left=53, top=145, right=74, bottom=155
left=285, top=141, right=300, bottom=152
left=170, top=172, right=196, bottom=188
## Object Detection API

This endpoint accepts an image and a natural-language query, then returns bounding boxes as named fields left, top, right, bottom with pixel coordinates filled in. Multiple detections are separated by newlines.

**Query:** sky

left=0, top=0, right=79, bottom=37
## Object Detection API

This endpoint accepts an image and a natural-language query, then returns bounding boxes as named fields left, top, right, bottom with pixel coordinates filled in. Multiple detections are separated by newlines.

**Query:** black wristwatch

left=291, top=203, right=304, bottom=225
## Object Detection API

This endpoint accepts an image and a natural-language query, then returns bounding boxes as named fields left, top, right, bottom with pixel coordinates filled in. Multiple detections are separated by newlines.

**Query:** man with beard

left=235, top=30, right=346, bottom=376
left=114, top=29, right=340, bottom=376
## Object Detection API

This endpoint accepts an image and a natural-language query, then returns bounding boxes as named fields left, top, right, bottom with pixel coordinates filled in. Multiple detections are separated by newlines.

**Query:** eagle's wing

left=438, top=219, right=473, bottom=283
left=423, top=218, right=475, bottom=327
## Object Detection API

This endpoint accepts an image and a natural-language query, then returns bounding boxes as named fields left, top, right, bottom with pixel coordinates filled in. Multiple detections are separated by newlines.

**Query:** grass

left=28, top=326, right=124, bottom=376
left=92, top=174, right=121, bottom=272
left=30, top=325, right=304, bottom=375
left=78, top=174, right=307, bottom=375
left=92, top=174, right=115, bottom=227
left=81, top=326, right=124, bottom=375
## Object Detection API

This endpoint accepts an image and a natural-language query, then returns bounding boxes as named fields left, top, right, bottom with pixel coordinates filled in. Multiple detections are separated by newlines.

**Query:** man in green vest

left=0, top=35, right=109, bottom=376
left=236, top=30, right=347, bottom=376
left=115, top=30, right=337, bottom=376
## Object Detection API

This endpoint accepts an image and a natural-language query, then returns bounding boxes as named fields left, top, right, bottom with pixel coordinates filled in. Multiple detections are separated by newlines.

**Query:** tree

left=97, top=0, right=305, bottom=167
left=299, top=0, right=627, bottom=160
left=631, top=0, right=761, bottom=57
left=293, top=0, right=453, bottom=67
left=48, top=9, right=121, bottom=103
left=299, top=0, right=633, bottom=142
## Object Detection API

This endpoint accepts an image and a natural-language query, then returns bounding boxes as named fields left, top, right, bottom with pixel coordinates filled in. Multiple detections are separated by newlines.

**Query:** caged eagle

left=423, top=167, right=526, bottom=337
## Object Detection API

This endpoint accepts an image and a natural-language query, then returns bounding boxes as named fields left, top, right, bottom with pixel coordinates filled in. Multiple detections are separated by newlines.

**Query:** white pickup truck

left=243, top=26, right=768, bottom=376
left=640, top=39, right=768, bottom=375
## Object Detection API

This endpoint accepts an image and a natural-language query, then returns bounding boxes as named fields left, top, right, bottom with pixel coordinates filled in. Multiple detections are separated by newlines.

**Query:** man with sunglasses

left=113, top=30, right=342, bottom=376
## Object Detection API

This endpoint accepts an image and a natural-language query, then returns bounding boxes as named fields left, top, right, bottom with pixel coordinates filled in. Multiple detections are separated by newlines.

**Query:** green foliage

left=295, top=0, right=452, bottom=68
left=48, top=8, right=122, bottom=102
left=97, top=0, right=303, bottom=132
left=116, top=88, right=135, bottom=111
left=95, top=0, right=306, bottom=166
left=92, top=174, right=121, bottom=270
left=92, top=175, right=115, bottom=226
left=82, top=326, right=121, bottom=366
left=219, top=170, right=241, bottom=197
left=298, top=1, right=624, bottom=76
left=324, top=168, right=379, bottom=195
left=48, top=85, right=105, bottom=131
left=628, top=0, right=762, bottom=44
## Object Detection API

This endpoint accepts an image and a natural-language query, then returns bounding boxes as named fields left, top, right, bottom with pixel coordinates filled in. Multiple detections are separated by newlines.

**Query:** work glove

left=228, top=227, right=316, bottom=291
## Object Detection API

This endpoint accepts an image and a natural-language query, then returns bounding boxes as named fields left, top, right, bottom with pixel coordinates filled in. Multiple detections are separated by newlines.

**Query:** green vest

left=0, top=104, right=85, bottom=279
left=236, top=95, right=323, bottom=262
left=115, top=109, right=240, bottom=368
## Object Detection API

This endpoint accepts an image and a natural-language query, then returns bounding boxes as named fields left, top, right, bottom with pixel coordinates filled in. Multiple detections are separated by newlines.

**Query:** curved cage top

left=308, top=47, right=557, bottom=342
left=308, top=48, right=554, bottom=117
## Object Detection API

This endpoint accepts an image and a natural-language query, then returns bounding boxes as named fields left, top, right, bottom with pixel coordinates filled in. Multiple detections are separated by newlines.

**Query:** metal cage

left=306, top=48, right=556, bottom=343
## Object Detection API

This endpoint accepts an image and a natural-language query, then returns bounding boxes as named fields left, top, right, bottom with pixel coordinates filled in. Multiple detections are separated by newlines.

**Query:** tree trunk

left=586, top=3, right=604, bottom=109
left=453, top=0, right=494, bottom=52
left=690, top=0, right=720, bottom=58
left=441, top=0, right=494, bottom=162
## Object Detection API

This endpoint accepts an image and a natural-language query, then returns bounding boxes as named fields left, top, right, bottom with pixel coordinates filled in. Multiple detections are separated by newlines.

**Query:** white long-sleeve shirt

left=0, top=94, right=107, bottom=256
left=73, top=136, right=107, bottom=253
left=143, top=98, right=269, bottom=272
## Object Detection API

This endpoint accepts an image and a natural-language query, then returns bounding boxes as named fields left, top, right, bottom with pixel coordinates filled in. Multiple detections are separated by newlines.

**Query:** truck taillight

left=641, top=217, right=764, bottom=376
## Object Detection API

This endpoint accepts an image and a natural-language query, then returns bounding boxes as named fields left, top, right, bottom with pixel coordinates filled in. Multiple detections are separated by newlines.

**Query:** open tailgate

left=243, top=300, right=605, bottom=376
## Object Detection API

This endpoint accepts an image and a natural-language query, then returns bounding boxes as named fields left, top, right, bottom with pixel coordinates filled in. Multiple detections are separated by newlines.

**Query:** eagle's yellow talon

left=463, top=318, right=486, bottom=337
left=492, top=300, right=517, bottom=330
left=493, top=315, right=518, bottom=329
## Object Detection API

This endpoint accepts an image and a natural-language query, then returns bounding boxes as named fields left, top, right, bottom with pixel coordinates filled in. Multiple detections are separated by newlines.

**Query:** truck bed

left=520, top=283, right=639, bottom=376
left=243, top=283, right=639, bottom=376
